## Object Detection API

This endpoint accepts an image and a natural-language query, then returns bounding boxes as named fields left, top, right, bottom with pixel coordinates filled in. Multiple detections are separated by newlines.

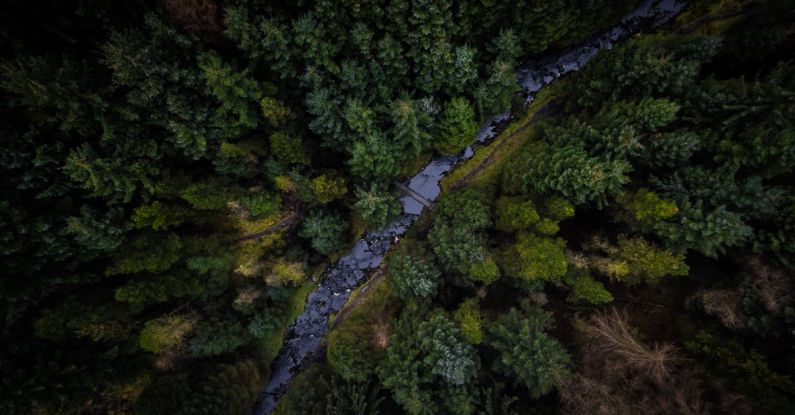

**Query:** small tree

left=387, top=254, right=440, bottom=301
left=468, top=256, right=500, bottom=285
left=616, top=188, right=678, bottom=227
left=139, top=314, right=196, bottom=353
left=299, top=210, right=348, bottom=256
left=419, top=314, right=478, bottom=385
left=489, top=307, right=571, bottom=398
left=327, top=319, right=381, bottom=381
left=565, top=275, right=613, bottom=305
left=354, top=184, right=402, bottom=228
left=494, top=196, right=540, bottom=232
left=613, top=235, right=688, bottom=284
left=310, top=173, right=347, bottom=204
left=503, top=232, right=567, bottom=283
left=454, top=298, right=484, bottom=344
left=270, top=131, right=311, bottom=165
left=434, top=97, right=478, bottom=155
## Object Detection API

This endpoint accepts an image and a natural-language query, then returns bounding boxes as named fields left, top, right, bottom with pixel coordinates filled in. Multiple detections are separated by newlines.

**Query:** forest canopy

left=1, top=0, right=794, bottom=414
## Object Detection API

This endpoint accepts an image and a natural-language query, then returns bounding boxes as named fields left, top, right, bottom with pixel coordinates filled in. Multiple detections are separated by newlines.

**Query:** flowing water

left=254, top=1, right=685, bottom=412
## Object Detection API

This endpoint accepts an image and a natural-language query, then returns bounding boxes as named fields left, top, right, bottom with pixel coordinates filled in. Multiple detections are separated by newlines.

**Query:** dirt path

left=448, top=99, right=560, bottom=191
left=229, top=212, right=300, bottom=244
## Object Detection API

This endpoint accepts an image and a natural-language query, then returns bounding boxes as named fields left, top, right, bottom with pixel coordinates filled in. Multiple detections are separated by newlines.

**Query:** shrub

left=468, top=256, right=500, bottom=285
left=454, top=298, right=484, bottom=344
left=494, top=196, right=540, bottom=232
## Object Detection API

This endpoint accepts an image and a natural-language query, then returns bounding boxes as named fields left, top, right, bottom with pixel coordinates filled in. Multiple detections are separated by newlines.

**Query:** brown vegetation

left=559, top=308, right=711, bottom=415
left=161, top=0, right=224, bottom=44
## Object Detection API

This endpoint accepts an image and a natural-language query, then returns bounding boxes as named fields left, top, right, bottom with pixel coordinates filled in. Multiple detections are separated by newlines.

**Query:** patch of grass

left=259, top=282, right=315, bottom=365
left=440, top=80, right=567, bottom=194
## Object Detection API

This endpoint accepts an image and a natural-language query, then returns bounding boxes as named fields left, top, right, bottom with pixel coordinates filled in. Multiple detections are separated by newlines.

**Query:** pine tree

left=299, top=210, right=348, bottom=256
left=434, top=97, right=478, bottom=155
left=354, top=184, right=401, bottom=228
left=488, top=307, right=571, bottom=398
left=387, top=254, right=440, bottom=301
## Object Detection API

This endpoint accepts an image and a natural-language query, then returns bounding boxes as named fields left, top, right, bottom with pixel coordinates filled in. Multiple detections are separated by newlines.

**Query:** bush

left=468, top=256, right=500, bottom=285
left=327, top=319, right=380, bottom=381
left=454, top=298, right=484, bottom=344
left=270, top=131, right=310, bottom=165
left=566, top=275, right=613, bottom=305
left=494, top=196, right=540, bottom=232
left=503, top=232, right=568, bottom=283
left=309, top=173, right=347, bottom=204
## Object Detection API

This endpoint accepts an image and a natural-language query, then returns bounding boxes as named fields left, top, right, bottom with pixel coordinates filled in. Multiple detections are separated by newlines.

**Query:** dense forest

left=1, top=0, right=794, bottom=414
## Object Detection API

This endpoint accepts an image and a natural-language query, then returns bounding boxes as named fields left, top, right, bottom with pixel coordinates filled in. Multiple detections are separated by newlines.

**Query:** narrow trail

left=229, top=212, right=300, bottom=244
left=448, top=99, right=560, bottom=191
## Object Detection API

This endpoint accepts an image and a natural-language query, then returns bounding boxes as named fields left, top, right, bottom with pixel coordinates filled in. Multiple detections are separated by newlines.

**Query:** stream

left=254, top=1, right=685, bottom=412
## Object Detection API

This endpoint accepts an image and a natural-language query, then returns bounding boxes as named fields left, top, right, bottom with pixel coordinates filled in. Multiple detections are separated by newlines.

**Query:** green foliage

left=66, top=206, right=130, bottom=252
left=310, top=173, right=347, bottom=205
left=133, top=201, right=190, bottom=231
left=454, top=298, right=484, bottom=345
left=387, top=254, right=440, bottom=301
left=503, top=140, right=630, bottom=206
left=327, top=320, right=380, bottom=382
left=392, top=97, right=431, bottom=156
left=270, top=131, right=311, bottom=165
left=378, top=308, right=478, bottom=414
left=354, top=184, right=401, bottom=228
left=474, top=59, right=519, bottom=119
left=183, top=359, right=262, bottom=415
left=488, top=307, right=571, bottom=398
left=429, top=188, right=493, bottom=274
left=349, top=129, right=400, bottom=181
left=418, top=313, right=479, bottom=385
left=260, top=97, right=294, bottom=127
left=503, top=232, right=568, bottom=283
left=7, top=2, right=795, bottom=413
left=534, top=218, right=559, bottom=235
left=377, top=309, right=437, bottom=414
left=589, top=235, right=688, bottom=285
left=468, top=256, right=500, bottom=285
left=685, top=330, right=795, bottom=414
left=571, top=35, right=719, bottom=110
left=106, top=233, right=182, bottom=275
left=617, top=188, right=678, bottom=227
left=266, top=259, right=305, bottom=287
left=434, top=97, right=478, bottom=155
left=652, top=202, right=753, bottom=258
left=197, top=51, right=261, bottom=135
left=180, top=178, right=241, bottom=211
left=137, top=359, right=262, bottom=415
left=494, top=196, right=540, bottom=232
left=214, top=140, right=267, bottom=177
left=299, top=210, right=348, bottom=256
left=139, top=314, right=195, bottom=353
left=543, top=198, right=575, bottom=220
left=240, top=193, right=281, bottom=217
left=188, top=316, right=247, bottom=357
left=565, top=275, right=613, bottom=305
left=63, top=143, right=158, bottom=203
